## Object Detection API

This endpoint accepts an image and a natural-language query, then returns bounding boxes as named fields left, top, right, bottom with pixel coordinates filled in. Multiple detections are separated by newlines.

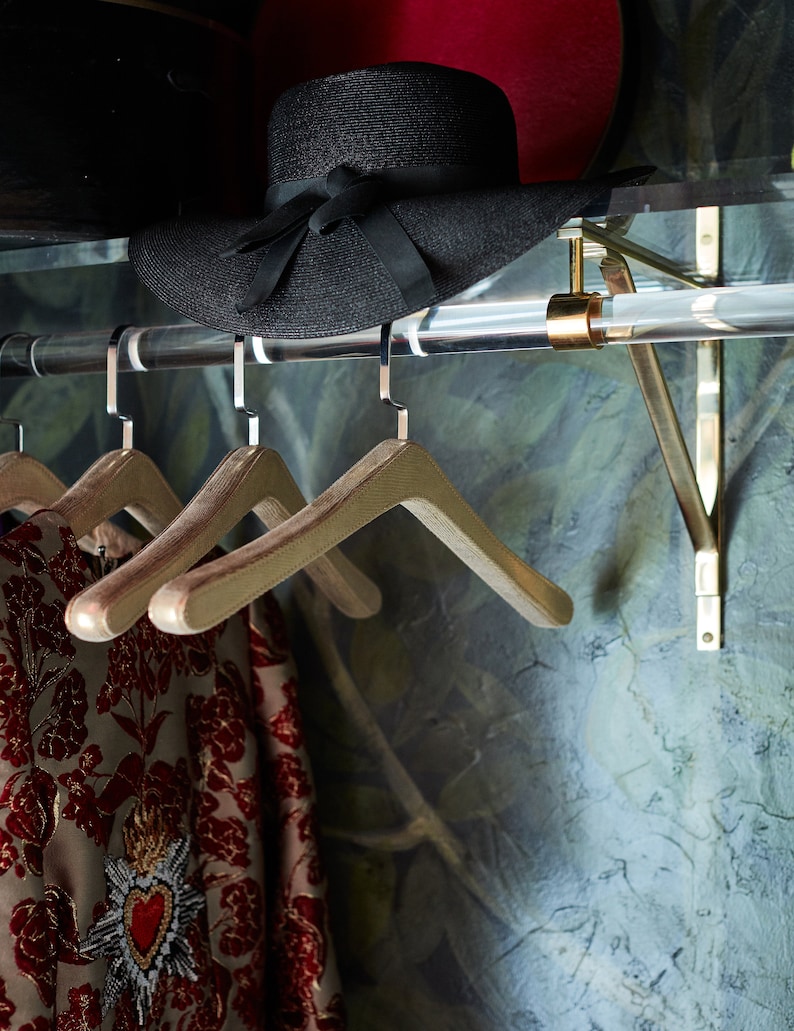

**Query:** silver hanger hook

left=0, top=335, right=23, bottom=452
left=379, top=323, right=408, bottom=440
left=233, top=336, right=260, bottom=446
left=107, top=325, right=134, bottom=450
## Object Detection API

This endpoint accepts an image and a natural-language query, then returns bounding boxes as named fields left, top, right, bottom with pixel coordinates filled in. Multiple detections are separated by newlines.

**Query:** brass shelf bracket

left=547, top=212, right=723, bottom=651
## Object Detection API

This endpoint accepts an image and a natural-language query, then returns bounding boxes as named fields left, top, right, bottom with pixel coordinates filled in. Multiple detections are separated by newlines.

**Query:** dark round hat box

left=0, top=0, right=259, bottom=244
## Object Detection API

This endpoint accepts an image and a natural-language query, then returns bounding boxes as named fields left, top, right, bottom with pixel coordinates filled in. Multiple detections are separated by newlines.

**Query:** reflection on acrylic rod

left=0, top=282, right=791, bottom=375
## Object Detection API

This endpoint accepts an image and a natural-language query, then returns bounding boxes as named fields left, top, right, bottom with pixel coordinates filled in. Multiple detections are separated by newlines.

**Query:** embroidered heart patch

left=80, top=833, right=205, bottom=1025
left=124, top=884, right=173, bottom=970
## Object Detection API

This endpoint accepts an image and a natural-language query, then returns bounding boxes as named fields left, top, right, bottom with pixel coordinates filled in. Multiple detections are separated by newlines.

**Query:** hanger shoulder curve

left=148, top=438, right=573, bottom=635
left=0, top=451, right=67, bottom=514
left=50, top=448, right=183, bottom=542
left=65, top=445, right=381, bottom=642
left=398, top=442, right=573, bottom=629
left=0, top=451, right=142, bottom=556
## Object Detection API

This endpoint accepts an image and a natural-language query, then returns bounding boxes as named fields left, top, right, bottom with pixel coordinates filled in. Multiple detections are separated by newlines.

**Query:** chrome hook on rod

left=0, top=337, right=23, bottom=452
left=107, top=324, right=134, bottom=450
left=380, top=322, right=408, bottom=441
left=233, top=335, right=260, bottom=446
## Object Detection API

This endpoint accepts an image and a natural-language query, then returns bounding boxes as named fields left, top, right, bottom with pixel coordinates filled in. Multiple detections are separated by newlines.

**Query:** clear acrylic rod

left=0, top=282, right=790, bottom=375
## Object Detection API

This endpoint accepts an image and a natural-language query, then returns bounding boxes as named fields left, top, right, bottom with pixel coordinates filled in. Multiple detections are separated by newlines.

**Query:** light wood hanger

left=0, top=345, right=75, bottom=517
left=65, top=337, right=382, bottom=642
left=50, top=447, right=183, bottom=541
left=0, top=449, right=145, bottom=557
left=147, top=325, right=574, bottom=635
left=0, top=344, right=142, bottom=556
left=0, top=447, right=68, bottom=516
left=48, top=328, right=184, bottom=547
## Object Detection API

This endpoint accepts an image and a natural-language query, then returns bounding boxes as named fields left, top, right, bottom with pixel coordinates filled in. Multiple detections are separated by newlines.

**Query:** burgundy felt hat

left=248, top=0, right=627, bottom=183
left=129, top=62, right=650, bottom=339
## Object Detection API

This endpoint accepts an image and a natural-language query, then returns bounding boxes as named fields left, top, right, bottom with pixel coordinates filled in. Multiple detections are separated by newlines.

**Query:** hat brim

left=129, top=167, right=651, bottom=339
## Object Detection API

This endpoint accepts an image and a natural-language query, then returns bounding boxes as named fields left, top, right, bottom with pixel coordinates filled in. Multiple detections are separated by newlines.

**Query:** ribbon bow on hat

left=222, top=165, right=436, bottom=314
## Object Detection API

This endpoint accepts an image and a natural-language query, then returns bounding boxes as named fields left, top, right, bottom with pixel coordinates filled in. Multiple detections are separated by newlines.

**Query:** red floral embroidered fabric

left=0, top=511, right=345, bottom=1030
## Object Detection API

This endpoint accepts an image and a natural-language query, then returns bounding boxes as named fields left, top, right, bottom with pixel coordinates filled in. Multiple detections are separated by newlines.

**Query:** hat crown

left=266, top=62, right=520, bottom=184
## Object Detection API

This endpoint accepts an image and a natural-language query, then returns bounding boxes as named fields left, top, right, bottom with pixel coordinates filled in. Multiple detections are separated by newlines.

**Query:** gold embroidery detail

left=124, top=803, right=171, bottom=873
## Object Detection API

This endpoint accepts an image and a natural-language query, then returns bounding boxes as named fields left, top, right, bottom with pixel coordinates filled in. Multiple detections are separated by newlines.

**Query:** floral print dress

left=0, top=511, right=345, bottom=1030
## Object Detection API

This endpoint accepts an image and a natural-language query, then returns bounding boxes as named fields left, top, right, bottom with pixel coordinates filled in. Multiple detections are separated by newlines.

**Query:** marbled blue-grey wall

left=1, top=1, right=793, bottom=1028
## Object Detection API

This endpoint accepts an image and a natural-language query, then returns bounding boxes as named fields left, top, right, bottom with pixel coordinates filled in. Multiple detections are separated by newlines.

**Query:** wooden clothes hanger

left=147, top=325, right=574, bottom=636
left=0, top=444, right=144, bottom=557
left=0, top=340, right=142, bottom=556
left=50, top=446, right=183, bottom=543
left=0, top=335, right=78, bottom=516
left=47, top=328, right=184, bottom=547
left=65, top=337, right=382, bottom=642
left=0, top=445, right=67, bottom=515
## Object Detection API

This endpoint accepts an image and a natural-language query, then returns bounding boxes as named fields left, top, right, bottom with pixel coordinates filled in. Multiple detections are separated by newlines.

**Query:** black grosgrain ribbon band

left=221, top=163, right=504, bottom=315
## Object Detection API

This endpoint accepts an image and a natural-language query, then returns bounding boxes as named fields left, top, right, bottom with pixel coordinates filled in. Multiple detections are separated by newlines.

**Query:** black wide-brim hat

left=130, top=62, right=651, bottom=338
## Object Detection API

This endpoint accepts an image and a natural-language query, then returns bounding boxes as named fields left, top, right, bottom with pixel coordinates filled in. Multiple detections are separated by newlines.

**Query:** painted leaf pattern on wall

left=0, top=0, right=793, bottom=1026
